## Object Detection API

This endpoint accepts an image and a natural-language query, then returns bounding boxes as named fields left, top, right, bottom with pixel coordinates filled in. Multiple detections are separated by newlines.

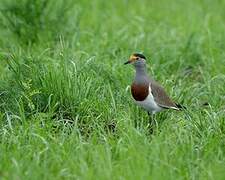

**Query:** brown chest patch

left=131, top=83, right=149, bottom=101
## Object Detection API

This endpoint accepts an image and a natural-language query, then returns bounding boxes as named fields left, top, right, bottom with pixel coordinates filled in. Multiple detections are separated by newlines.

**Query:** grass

left=0, top=0, right=225, bottom=179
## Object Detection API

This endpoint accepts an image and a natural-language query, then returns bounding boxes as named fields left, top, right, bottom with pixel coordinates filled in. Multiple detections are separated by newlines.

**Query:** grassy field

left=0, top=0, right=225, bottom=179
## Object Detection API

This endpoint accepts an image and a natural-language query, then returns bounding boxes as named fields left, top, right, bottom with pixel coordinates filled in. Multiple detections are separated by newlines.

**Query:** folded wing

left=150, top=81, right=179, bottom=110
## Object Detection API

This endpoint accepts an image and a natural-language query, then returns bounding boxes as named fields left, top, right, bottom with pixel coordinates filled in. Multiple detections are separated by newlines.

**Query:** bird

left=124, top=53, right=183, bottom=128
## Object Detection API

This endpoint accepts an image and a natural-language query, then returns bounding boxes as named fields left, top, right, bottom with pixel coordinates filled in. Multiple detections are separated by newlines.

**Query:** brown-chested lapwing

left=124, top=53, right=184, bottom=129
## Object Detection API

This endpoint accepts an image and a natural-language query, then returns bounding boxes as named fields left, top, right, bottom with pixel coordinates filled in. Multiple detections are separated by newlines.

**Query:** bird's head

left=124, top=53, right=146, bottom=67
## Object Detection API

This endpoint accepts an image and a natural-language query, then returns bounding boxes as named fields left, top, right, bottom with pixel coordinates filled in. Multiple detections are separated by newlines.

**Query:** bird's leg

left=147, top=112, right=152, bottom=126
left=152, top=113, right=158, bottom=132
left=148, top=112, right=154, bottom=133
left=147, top=112, right=158, bottom=134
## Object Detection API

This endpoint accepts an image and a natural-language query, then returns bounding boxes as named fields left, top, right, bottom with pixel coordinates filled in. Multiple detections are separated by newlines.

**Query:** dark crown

left=133, top=53, right=146, bottom=60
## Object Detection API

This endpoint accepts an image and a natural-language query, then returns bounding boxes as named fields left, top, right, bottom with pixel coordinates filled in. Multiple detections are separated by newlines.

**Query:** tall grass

left=0, top=0, right=78, bottom=45
left=0, top=0, right=225, bottom=179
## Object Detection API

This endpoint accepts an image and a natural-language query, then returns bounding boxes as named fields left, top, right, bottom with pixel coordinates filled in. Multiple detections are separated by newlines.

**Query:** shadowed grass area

left=0, top=0, right=225, bottom=179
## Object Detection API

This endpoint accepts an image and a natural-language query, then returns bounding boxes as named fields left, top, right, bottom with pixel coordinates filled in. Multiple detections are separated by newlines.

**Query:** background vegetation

left=0, top=0, right=225, bottom=179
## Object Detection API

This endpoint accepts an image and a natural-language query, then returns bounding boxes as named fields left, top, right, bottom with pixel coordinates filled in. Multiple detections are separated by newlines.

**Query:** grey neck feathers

left=134, top=65, right=149, bottom=84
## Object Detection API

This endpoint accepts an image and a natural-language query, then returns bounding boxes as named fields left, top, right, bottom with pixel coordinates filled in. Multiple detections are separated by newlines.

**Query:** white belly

left=135, top=93, right=162, bottom=114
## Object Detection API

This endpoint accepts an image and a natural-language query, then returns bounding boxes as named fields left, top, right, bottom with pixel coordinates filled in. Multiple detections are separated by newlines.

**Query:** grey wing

left=150, top=81, right=179, bottom=110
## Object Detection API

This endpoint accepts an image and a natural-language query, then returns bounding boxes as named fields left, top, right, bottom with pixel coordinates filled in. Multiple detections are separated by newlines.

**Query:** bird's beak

left=124, top=60, right=131, bottom=65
